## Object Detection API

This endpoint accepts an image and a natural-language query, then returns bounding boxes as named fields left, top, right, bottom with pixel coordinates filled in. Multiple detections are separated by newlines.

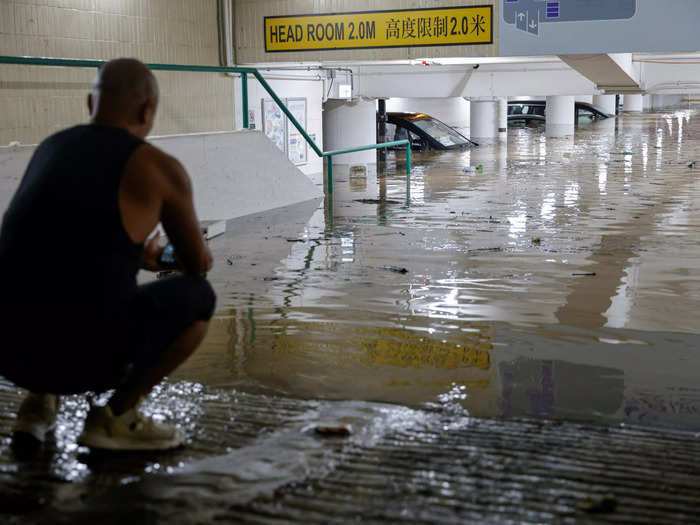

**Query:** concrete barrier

left=0, top=129, right=323, bottom=221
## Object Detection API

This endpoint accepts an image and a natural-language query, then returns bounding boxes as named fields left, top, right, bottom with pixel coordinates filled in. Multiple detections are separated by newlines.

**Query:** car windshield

left=412, top=117, right=469, bottom=147
left=509, top=104, right=545, bottom=116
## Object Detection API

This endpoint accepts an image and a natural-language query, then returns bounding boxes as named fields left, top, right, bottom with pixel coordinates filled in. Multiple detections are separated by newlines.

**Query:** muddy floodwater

left=192, top=109, right=700, bottom=432
left=4, top=110, right=700, bottom=523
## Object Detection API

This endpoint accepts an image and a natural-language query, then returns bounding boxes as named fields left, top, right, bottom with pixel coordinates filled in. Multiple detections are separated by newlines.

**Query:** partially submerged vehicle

left=379, top=112, right=477, bottom=150
left=507, top=100, right=614, bottom=127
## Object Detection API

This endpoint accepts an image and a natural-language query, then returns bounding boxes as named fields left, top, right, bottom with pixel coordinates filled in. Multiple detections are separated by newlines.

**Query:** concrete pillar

left=643, top=94, right=653, bottom=111
left=623, top=94, right=643, bottom=112
left=593, top=95, right=617, bottom=115
left=545, top=95, right=575, bottom=138
left=463, top=99, right=471, bottom=137
left=576, top=95, right=593, bottom=104
left=323, top=98, right=376, bottom=165
left=470, top=99, right=499, bottom=139
left=497, top=98, right=508, bottom=138
left=385, top=97, right=470, bottom=136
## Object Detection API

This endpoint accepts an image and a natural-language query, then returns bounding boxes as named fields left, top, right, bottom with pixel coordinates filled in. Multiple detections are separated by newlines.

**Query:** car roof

left=386, top=112, right=431, bottom=120
left=509, top=100, right=613, bottom=116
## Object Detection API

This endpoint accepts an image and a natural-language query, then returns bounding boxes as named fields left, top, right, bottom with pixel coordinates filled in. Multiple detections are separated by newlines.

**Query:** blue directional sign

left=501, top=0, right=700, bottom=55
left=503, top=0, right=637, bottom=36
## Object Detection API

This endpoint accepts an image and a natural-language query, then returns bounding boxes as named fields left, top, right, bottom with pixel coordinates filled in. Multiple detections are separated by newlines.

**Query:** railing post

left=406, top=143, right=412, bottom=175
left=241, top=72, right=249, bottom=129
left=327, top=156, right=333, bottom=194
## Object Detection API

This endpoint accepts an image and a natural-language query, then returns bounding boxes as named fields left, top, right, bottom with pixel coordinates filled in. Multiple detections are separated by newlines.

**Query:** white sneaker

left=13, top=393, right=58, bottom=443
left=77, top=404, right=185, bottom=451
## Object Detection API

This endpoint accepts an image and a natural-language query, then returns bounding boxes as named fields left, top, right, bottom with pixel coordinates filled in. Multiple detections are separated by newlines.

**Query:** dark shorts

left=0, top=275, right=216, bottom=394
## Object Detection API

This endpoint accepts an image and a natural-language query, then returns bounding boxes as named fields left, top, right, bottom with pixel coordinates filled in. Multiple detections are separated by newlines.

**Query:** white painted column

left=463, top=99, right=471, bottom=136
left=323, top=98, right=377, bottom=165
left=545, top=95, right=575, bottom=138
left=593, top=94, right=617, bottom=115
left=623, top=94, right=643, bottom=112
left=470, top=99, right=499, bottom=140
left=385, top=97, right=470, bottom=136
left=642, top=94, right=653, bottom=111
left=497, top=98, right=508, bottom=138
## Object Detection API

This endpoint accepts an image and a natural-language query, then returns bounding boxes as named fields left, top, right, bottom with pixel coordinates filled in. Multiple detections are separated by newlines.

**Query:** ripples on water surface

left=176, top=110, right=700, bottom=432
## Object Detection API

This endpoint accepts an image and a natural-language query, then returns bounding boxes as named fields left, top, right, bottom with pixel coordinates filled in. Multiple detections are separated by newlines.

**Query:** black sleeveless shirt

left=0, top=124, right=144, bottom=306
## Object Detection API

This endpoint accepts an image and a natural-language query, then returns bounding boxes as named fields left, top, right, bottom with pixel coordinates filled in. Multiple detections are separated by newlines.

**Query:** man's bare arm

left=120, top=144, right=212, bottom=274
left=157, top=155, right=213, bottom=275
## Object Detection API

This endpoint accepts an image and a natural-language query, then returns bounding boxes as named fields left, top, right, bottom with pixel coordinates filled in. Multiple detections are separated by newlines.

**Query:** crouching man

left=0, top=58, right=215, bottom=451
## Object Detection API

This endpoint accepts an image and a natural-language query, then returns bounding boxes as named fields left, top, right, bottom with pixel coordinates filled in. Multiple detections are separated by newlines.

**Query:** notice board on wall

left=261, top=97, right=309, bottom=166
left=286, top=98, right=307, bottom=165
left=261, top=98, right=286, bottom=153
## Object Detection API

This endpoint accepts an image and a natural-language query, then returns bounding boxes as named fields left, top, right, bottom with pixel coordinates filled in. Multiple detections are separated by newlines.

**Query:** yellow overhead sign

left=264, top=6, right=493, bottom=52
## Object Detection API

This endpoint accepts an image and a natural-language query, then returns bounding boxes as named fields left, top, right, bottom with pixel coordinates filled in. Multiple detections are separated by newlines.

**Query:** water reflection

left=187, top=109, right=700, bottom=432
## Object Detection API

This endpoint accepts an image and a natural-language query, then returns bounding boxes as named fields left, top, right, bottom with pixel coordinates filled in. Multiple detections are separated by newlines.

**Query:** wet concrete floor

left=3, top=110, right=700, bottom=522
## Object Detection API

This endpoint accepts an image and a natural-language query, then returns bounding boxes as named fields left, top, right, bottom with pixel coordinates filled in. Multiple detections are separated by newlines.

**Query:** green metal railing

left=0, top=55, right=412, bottom=194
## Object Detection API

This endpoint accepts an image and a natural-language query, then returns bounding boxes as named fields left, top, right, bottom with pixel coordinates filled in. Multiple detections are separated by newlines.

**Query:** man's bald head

left=88, top=58, right=159, bottom=138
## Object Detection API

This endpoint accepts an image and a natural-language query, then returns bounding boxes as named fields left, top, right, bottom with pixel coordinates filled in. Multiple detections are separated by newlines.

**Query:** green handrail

left=0, top=54, right=260, bottom=74
left=322, top=139, right=411, bottom=194
left=0, top=54, right=412, bottom=193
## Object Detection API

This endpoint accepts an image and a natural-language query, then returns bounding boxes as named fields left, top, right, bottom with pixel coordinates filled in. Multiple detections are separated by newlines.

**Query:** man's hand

left=140, top=231, right=166, bottom=271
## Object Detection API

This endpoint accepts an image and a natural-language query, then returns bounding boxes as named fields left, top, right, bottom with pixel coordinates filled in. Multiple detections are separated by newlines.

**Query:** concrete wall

left=0, top=0, right=234, bottom=146
left=234, top=72, right=325, bottom=176
left=652, top=95, right=691, bottom=110
left=0, top=130, right=323, bottom=221
left=639, top=60, right=700, bottom=96
left=233, top=0, right=497, bottom=64
left=0, top=144, right=33, bottom=215
left=386, top=97, right=470, bottom=135
left=323, top=98, right=377, bottom=165
left=358, top=66, right=476, bottom=99
left=466, top=61, right=596, bottom=97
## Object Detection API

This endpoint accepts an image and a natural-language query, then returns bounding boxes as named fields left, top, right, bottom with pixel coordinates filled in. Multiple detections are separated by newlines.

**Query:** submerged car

left=507, top=100, right=613, bottom=127
left=378, top=112, right=476, bottom=150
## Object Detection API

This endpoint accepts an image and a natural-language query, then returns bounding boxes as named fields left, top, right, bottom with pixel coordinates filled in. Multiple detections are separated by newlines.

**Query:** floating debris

left=573, top=272, right=597, bottom=276
left=532, top=237, right=542, bottom=244
left=468, top=247, right=502, bottom=253
left=354, top=198, right=402, bottom=205
left=382, top=265, right=409, bottom=274
left=577, top=494, right=618, bottom=514
left=689, top=161, right=696, bottom=168
left=462, top=164, right=483, bottom=173
left=315, top=422, right=352, bottom=436
left=349, top=164, right=367, bottom=177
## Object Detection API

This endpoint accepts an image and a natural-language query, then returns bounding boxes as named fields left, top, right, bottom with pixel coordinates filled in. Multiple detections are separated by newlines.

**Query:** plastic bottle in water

left=462, top=164, right=483, bottom=173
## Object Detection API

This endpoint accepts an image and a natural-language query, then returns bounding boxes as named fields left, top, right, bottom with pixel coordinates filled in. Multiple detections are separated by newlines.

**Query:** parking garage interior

left=3, top=1, right=700, bottom=523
